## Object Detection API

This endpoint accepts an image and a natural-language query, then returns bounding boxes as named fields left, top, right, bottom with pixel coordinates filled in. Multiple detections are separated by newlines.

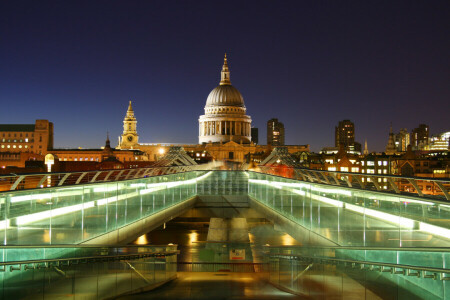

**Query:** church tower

left=385, top=123, right=397, bottom=155
left=118, top=101, right=139, bottom=148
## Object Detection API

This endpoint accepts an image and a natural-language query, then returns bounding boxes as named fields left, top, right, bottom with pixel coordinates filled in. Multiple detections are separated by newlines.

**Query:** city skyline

left=1, top=1, right=449, bottom=152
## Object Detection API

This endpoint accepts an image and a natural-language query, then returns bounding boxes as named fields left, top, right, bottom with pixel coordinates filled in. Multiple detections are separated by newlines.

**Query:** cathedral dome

left=206, top=85, right=245, bottom=107
left=199, top=54, right=252, bottom=145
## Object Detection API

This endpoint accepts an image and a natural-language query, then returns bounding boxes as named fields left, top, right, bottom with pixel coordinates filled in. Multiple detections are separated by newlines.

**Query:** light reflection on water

left=131, top=222, right=300, bottom=262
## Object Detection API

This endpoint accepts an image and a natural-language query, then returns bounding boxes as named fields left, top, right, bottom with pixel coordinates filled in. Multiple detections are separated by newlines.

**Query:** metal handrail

left=257, top=166, right=450, bottom=200
left=0, top=165, right=202, bottom=191
left=0, top=250, right=178, bottom=266
left=270, top=253, right=450, bottom=278
left=0, top=244, right=178, bottom=249
left=264, top=245, right=450, bottom=252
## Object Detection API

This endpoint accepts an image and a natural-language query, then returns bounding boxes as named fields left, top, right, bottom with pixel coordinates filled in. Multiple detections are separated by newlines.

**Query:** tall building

left=0, top=120, right=53, bottom=155
left=394, top=128, right=410, bottom=152
left=429, top=132, right=450, bottom=151
left=251, top=128, right=259, bottom=145
left=198, top=54, right=252, bottom=144
left=267, top=118, right=285, bottom=146
left=335, top=120, right=354, bottom=149
left=118, top=101, right=139, bottom=148
left=411, top=124, right=429, bottom=150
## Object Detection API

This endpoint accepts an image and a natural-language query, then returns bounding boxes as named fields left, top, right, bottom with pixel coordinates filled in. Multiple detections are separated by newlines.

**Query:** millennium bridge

left=0, top=148, right=449, bottom=299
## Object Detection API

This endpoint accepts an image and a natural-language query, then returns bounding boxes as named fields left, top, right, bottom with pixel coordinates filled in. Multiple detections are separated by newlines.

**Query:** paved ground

left=117, top=272, right=300, bottom=300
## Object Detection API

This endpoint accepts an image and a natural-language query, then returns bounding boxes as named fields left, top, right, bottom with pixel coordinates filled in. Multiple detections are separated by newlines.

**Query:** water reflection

left=134, top=234, right=148, bottom=245
left=130, top=221, right=300, bottom=265
left=188, top=231, right=198, bottom=244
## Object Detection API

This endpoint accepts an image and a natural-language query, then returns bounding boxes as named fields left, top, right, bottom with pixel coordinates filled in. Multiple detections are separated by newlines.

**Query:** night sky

left=1, top=1, right=449, bottom=152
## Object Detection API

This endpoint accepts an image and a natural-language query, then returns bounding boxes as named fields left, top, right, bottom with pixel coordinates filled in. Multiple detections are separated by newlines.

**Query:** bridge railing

left=248, top=171, right=450, bottom=248
left=0, top=165, right=202, bottom=192
left=258, top=166, right=450, bottom=201
left=0, top=171, right=213, bottom=245
left=266, top=245, right=450, bottom=299
left=0, top=244, right=178, bottom=299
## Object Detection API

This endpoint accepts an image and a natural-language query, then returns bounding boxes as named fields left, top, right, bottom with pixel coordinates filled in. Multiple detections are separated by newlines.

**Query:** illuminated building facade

left=116, top=55, right=309, bottom=162
left=0, top=120, right=53, bottom=155
left=267, top=118, right=285, bottom=146
left=198, top=54, right=252, bottom=144
left=429, top=132, right=450, bottom=151
left=118, top=101, right=139, bottom=149
left=395, top=128, right=410, bottom=152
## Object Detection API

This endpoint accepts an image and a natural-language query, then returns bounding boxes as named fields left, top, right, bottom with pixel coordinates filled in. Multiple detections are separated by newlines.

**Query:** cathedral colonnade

left=199, top=120, right=252, bottom=138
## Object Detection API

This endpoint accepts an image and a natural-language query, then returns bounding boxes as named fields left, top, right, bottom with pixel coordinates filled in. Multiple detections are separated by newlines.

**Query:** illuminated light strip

left=130, top=183, right=147, bottom=188
left=10, top=193, right=53, bottom=203
left=139, top=186, right=167, bottom=195
left=311, top=194, right=344, bottom=207
left=6, top=172, right=214, bottom=227
left=16, top=202, right=95, bottom=225
left=252, top=176, right=450, bottom=238
left=0, top=219, right=10, bottom=229
left=95, top=191, right=137, bottom=206
left=249, top=179, right=269, bottom=185
left=291, top=189, right=306, bottom=196
left=270, top=182, right=283, bottom=189
left=249, top=179, right=352, bottom=196
left=419, top=222, right=450, bottom=239
left=94, top=186, right=119, bottom=193
left=401, top=199, right=434, bottom=206
left=346, top=204, right=415, bottom=228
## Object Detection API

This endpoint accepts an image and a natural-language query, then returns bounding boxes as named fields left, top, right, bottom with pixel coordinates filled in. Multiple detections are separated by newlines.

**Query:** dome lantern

left=220, top=53, right=231, bottom=85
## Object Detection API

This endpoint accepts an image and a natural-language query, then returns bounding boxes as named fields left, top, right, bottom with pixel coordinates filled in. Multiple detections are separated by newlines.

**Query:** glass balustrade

left=248, top=172, right=450, bottom=247
left=267, top=245, right=450, bottom=299
left=0, top=245, right=177, bottom=299
left=1, top=170, right=449, bottom=248
left=0, top=171, right=208, bottom=245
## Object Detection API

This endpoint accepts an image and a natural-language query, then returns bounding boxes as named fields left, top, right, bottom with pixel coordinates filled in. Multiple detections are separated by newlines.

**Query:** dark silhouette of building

left=334, top=120, right=361, bottom=154
left=251, top=128, right=259, bottom=145
left=411, top=124, right=429, bottom=150
left=267, top=118, right=285, bottom=146
left=335, top=120, right=355, bottom=148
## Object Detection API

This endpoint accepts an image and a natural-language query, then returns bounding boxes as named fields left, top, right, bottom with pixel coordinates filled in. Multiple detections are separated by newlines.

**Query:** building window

left=367, top=161, right=375, bottom=166
left=229, top=152, right=234, bottom=159
left=328, top=167, right=336, bottom=171
left=383, top=161, right=388, bottom=166
left=340, top=167, right=348, bottom=172
left=351, top=167, right=359, bottom=172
